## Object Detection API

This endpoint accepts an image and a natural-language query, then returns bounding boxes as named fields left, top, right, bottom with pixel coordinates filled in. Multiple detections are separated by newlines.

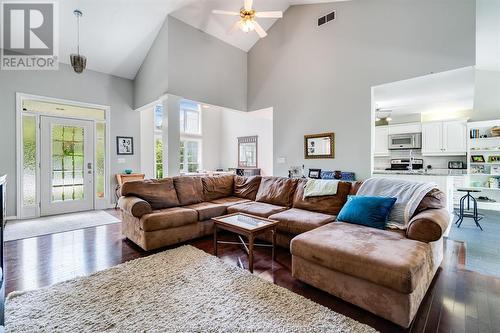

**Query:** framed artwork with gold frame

left=304, top=132, right=335, bottom=159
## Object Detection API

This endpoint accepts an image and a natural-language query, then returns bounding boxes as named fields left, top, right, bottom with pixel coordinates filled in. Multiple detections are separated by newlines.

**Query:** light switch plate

left=277, top=157, right=286, bottom=164
left=117, top=158, right=126, bottom=164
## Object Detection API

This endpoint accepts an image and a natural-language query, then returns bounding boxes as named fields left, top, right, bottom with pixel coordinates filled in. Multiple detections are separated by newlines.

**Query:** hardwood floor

left=4, top=210, right=500, bottom=333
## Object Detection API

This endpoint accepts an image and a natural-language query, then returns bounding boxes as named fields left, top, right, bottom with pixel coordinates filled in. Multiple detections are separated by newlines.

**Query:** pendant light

left=70, top=9, right=86, bottom=74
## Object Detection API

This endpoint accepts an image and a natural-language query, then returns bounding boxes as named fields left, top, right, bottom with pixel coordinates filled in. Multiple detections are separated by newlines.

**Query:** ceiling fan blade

left=228, top=20, right=241, bottom=34
left=212, top=10, right=240, bottom=16
left=244, top=0, right=253, bottom=11
left=253, top=20, right=267, bottom=38
left=255, top=11, right=283, bottom=18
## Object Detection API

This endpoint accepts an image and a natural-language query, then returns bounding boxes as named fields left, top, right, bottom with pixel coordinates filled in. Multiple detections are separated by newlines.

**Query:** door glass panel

left=22, top=115, right=37, bottom=206
left=96, top=122, right=105, bottom=198
left=51, top=125, right=85, bottom=202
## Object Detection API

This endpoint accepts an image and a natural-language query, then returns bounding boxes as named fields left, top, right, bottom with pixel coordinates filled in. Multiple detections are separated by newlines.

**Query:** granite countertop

left=372, top=169, right=468, bottom=176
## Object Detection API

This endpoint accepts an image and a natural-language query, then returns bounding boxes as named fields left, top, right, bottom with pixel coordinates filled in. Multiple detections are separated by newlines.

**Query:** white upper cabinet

left=374, top=126, right=389, bottom=156
left=422, top=122, right=443, bottom=155
left=388, top=122, right=422, bottom=135
left=443, top=120, right=467, bottom=154
left=422, top=120, right=467, bottom=156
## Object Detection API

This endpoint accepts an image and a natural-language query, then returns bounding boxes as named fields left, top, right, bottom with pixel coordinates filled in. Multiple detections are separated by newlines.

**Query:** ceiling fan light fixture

left=213, top=0, right=281, bottom=39
left=241, top=19, right=255, bottom=32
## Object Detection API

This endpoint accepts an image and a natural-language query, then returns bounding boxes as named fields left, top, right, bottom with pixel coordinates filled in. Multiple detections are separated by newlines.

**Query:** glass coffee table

left=212, top=213, right=279, bottom=273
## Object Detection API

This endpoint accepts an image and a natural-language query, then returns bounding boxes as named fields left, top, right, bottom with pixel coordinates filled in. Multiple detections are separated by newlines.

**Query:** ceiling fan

left=212, top=0, right=283, bottom=38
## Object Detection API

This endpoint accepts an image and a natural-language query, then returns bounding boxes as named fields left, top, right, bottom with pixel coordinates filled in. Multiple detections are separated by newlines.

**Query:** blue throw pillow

left=337, top=195, right=397, bottom=230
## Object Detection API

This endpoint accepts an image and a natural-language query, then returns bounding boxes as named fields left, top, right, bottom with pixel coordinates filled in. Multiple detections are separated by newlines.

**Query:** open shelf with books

left=467, top=120, right=500, bottom=210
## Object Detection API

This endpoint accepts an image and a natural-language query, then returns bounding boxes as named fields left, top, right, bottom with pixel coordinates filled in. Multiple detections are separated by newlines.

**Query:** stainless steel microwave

left=388, top=133, right=422, bottom=150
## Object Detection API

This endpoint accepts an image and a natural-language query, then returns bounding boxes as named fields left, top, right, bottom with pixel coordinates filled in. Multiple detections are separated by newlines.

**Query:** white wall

left=220, top=108, right=273, bottom=176
left=140, top=106, right=155, bottom=179
left=476, top=0, right=500, bottom=72
left=247, top=0, right=476, bottom=179
left=202, top=107, right=222, bottom=171
left=0, top=64, right=138, bottom=216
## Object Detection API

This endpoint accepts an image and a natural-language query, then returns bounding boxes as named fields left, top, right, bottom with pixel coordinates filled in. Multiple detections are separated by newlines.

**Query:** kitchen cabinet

left=388, top=122, right=422, bottom=135
left=422, top=120, right=466, bottom=156
left=374, top=126, right=389, bottom=156
left=443, top=120, right=467, bottom=154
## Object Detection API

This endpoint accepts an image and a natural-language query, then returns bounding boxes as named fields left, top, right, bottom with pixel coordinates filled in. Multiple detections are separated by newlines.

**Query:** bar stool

left=455, top=188, right=484, bottom=230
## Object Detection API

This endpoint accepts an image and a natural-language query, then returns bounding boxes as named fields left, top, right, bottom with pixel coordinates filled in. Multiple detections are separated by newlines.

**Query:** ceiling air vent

left=317, top=11, right=335, bottom=27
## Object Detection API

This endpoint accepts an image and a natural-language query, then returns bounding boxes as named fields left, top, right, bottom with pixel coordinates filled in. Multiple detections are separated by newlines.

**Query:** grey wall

left=248, top=0, right=476, bottom=179
left=133, top=16, right=247, bottom=111
left=0, top=63, right=139, bottom=216
left=134, top=18, right=169, bottom=109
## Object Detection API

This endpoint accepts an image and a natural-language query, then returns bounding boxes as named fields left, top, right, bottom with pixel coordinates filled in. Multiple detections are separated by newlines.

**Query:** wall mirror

left=304, top=132, right=335, bottom=159
left=238, top=136, right=258, bottom=168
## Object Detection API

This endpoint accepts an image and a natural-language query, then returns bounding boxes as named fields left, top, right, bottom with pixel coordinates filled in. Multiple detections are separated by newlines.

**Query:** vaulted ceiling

left=56, top=0, right=348, bottom=79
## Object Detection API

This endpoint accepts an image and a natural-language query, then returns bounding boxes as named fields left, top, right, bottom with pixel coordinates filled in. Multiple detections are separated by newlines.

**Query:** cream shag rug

left=6, top=245, right=377, bottom=333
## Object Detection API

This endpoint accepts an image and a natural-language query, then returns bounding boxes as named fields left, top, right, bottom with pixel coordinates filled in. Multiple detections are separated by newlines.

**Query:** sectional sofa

left=118, top=175, right=449, bottom=328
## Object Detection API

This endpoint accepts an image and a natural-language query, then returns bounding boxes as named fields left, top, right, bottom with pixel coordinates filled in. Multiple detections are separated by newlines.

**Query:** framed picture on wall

left=116, top=136, right=134, bottom=155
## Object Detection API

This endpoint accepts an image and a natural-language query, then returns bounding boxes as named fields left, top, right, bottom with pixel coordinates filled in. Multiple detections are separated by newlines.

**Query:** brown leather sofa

left=118, top=175, right=449, bottom=328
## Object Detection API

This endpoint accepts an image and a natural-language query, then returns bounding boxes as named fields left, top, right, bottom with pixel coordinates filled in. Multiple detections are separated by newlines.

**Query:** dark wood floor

left=4, top=210, right=500, bottom=333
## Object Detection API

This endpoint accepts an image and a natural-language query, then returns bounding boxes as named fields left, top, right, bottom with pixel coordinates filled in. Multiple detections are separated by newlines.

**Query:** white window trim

left=16, top=92, right=111, bottom=219
left=180, top=104, right=202, bottom=137
left=180, top=137, right=203, bottom=174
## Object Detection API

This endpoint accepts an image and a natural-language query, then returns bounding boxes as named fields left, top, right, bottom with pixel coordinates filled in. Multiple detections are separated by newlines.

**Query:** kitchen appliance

left=385, top=158, right=424, bottom=171
left=388, top=133, right=422, bottom=150
left=448, top=161, right=466, bottom=169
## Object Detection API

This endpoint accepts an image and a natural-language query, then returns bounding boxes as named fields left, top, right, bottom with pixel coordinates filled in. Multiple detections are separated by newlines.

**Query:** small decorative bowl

left=124, top=169, right=133, bottom=174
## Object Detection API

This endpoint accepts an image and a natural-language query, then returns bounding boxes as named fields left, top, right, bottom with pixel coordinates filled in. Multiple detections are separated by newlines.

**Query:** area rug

left=5, top=245, right=377, bottom=333
left=4, top=210, right=120, bottom=241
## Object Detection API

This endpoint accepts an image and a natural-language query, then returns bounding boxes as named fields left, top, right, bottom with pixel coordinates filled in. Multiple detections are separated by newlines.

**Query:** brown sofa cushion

left=234, top=176, right=261, bottom=200
left=291, top=222, right=433, bottom=294
left=118, top=196, right=152, bottom=218
left=269, top=208, right=335, bottom=235
left=121, top=178, right=179, bottom=209
left=173, top=176, right=204, bottom=205
left=139, top=207, right=198, bottom=232
left=413, top=188, right=446, bottom=215
left=292, top=179, right=352, bottom=215
left=184, top=202, right=227, bottom=221
left=406, top=208, right=450, bottom=243
left=227, top=201, right=288, bottom=218
left=255, top=177, right=298, bottom=207
left=210, top=196, right=251, bottom=207
left=202, top=175, right=234, bottom=201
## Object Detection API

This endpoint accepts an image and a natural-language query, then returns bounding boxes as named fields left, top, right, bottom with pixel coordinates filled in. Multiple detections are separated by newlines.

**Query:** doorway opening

left=16, top=93, right=110, bottom=219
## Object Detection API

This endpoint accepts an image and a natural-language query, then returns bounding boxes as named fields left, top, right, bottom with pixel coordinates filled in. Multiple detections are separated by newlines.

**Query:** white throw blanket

left=304, top=179, right=339, bottom=198
left=356, top=177, right=437, bottom=229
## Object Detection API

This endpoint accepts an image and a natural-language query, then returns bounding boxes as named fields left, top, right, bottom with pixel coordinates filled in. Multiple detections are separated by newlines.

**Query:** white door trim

left=16, top=92, right=111, bottom=219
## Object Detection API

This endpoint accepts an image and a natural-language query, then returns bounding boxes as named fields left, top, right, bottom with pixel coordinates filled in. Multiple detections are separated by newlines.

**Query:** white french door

left=40, top=116, right=94, bottom=216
